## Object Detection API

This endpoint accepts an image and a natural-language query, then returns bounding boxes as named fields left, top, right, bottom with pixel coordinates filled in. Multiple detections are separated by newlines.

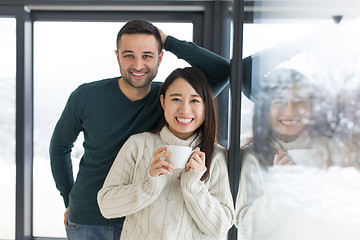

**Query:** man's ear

left=160, top=94, right=165, bottom=110
left=115, top=50, right=120, bottom=64
left=158, top=51, right=164, bottom=66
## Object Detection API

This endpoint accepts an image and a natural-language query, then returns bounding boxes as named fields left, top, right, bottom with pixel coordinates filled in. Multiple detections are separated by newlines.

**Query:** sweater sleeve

left=49, top=87, right=84, bottom=207
left=97, top=136, right=169, bottom=219
left=235, top=151, right=291, bottom=239
left=180, top=147, right=234, bottom=239
left=164, top=36, right=230, bottom=97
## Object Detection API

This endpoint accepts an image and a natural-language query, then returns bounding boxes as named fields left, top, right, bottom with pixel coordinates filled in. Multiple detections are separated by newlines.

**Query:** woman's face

left=160, top=77, right=205, bottom=140
left=269, top=85, right=311, bottom=141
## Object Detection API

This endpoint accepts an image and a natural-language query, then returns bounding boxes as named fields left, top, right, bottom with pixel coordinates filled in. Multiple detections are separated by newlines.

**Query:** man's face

left=116, top=33, right=163, bottom=89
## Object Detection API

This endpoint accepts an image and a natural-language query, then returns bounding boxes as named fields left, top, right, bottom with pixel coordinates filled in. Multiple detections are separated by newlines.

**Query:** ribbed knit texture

left=98, top=126, right=234, bottom=239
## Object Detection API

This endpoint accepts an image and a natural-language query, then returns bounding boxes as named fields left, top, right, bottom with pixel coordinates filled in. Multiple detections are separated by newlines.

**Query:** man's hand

left=157, top=27, right=168, bottom=48
left=64, top=207, right=69, bottom=226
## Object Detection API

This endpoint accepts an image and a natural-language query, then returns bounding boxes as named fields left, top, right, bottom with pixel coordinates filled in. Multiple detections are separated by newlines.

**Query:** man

left=50, top=19, right=229, bottom=239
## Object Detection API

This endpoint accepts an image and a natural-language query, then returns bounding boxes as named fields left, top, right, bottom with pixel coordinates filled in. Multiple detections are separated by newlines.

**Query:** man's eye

left=143, top=55, right=153, bottom=59
left=124, top=54, right=134, bottom=58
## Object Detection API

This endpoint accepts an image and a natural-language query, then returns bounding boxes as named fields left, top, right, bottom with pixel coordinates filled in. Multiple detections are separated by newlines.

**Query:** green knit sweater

left=49, top=35, right=230, bottom=225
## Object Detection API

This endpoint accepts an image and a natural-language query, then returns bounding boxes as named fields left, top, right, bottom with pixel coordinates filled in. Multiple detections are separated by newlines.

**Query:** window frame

left=0, top=2, right=233, bottom=239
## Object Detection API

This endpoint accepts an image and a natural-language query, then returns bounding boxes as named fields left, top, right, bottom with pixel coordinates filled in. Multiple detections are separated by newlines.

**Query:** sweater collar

left=271, top=130, right=311, bottom=150
left=160, top=126, right=202, bottom=148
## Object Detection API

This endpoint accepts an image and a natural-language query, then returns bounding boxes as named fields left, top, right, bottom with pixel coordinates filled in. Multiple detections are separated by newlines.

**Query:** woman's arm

left=235, top=151, right=290, bottom=239
left=180, top=147, right=234, bottom=239
left=97, top=136, right=169, bottom=219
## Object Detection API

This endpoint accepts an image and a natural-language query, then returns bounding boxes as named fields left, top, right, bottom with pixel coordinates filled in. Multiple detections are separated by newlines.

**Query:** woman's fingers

left=186, top=148, right=206, bottom=172
left=150, top=146, right=174, bottom=177
left=274, top=150, right=294, bottom=166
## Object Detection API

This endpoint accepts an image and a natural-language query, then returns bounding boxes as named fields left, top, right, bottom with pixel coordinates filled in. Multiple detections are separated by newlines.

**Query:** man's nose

left=132, top=57, right=144, bottom=70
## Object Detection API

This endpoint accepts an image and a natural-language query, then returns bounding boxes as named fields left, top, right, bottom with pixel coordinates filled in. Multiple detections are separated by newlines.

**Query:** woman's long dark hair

left=152, top=67, right=217, bottom=181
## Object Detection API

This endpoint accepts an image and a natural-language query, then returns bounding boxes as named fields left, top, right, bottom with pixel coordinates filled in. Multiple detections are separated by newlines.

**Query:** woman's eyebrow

left=169, top=93, right=200, bottom=97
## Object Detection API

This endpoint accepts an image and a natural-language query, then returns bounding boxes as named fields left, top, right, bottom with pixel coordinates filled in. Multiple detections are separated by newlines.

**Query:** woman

left=98, top=67, right=234, bottom=240
left=235, top=66, right=355, bottom=240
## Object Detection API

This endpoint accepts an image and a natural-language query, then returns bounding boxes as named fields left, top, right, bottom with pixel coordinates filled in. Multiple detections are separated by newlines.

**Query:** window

left=237, top=12, right=360, bottom=240
left=0, top=17, right=16, bottom=240
left=33, top=21, right=193, bottom=238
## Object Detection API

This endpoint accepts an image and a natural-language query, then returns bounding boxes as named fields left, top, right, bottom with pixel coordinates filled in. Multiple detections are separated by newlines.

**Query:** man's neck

left=117, top=77, right=151, bottom=101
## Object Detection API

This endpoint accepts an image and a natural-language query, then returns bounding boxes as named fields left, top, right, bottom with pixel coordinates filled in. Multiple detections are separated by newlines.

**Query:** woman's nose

left=283, top=102, right=295, bottom=113
left=179, top=102, right=190, bottom=113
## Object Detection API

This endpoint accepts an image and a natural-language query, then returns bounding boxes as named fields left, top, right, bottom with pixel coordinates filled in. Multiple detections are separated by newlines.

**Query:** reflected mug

left=287, top=149, right=325, bottom=168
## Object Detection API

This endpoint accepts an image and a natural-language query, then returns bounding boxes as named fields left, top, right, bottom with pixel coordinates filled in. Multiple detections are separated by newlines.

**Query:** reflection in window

left=33, top=21, right=192, bottom=238
left=0, top=17, right=16, bottom=240
left=237, top=18, right=360, bottom=239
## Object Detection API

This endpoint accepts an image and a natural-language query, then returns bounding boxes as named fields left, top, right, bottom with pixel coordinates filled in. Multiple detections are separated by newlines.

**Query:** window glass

left=238, top=11, right=360, bottom=240
left=0, top=17, right=16, bottom=240
left=33, top=21, right=192, bottom=238
left=240, top=21, right=330, bottom=144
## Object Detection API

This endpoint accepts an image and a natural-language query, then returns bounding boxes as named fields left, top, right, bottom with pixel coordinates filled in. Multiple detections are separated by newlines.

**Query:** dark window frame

left=0, top=2, right=234, bottom=239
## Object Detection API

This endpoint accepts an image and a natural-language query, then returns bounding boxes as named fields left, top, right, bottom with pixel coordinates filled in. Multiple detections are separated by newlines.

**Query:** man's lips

left=130, top=71, right=146, bottom=77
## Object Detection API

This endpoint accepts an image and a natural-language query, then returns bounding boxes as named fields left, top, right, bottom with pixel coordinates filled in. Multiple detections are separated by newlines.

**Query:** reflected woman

left=235, top=65, right=354, bottom=240
left=98, top=67, right=234, bottom=240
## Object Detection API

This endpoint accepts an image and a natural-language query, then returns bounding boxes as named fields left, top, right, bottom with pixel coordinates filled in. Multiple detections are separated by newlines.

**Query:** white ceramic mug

left=287, top=149, right=325, bottom=168
left=165, top=145, right=195, bottom=169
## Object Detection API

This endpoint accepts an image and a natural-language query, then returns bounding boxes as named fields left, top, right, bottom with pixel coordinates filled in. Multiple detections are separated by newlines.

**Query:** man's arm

left=49, top=88, right=83, bottom=207
left=158, top=28, right=230, bottom=97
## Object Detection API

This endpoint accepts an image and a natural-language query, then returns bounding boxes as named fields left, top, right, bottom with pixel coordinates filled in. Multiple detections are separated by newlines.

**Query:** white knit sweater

left=98, top=126, right=234, bottom=240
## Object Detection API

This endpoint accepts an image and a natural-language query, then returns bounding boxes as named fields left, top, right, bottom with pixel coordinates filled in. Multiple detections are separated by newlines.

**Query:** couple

left=49, top=19, right=234, bottom=240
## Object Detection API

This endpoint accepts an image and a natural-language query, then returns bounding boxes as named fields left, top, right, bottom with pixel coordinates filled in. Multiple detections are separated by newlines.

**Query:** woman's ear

left=160, top=94, right=165, bottom=110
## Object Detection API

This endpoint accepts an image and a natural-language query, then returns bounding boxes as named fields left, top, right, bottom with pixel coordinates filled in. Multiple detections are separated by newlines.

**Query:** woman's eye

left=294, top=99, right=307, bottom=105
left=273, top=100, right=286, bottom=105
left=171, top=98, right=181, bottom=102
left=191, top=99, right=200, bottom=103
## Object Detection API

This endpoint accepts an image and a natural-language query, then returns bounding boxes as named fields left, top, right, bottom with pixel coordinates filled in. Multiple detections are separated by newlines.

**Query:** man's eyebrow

left=121, top=50, right=134, bottom=55
left=142, top=51, right=155, bottom=55
left=120, top=50, right=156, bottom=55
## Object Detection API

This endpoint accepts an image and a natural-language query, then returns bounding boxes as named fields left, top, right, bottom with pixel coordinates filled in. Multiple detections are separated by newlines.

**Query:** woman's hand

left=273, top=149, right=294, bottom=166
left=150, top=146, right=175, bottom=177
left=185, top=147, right=206, bottom=172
